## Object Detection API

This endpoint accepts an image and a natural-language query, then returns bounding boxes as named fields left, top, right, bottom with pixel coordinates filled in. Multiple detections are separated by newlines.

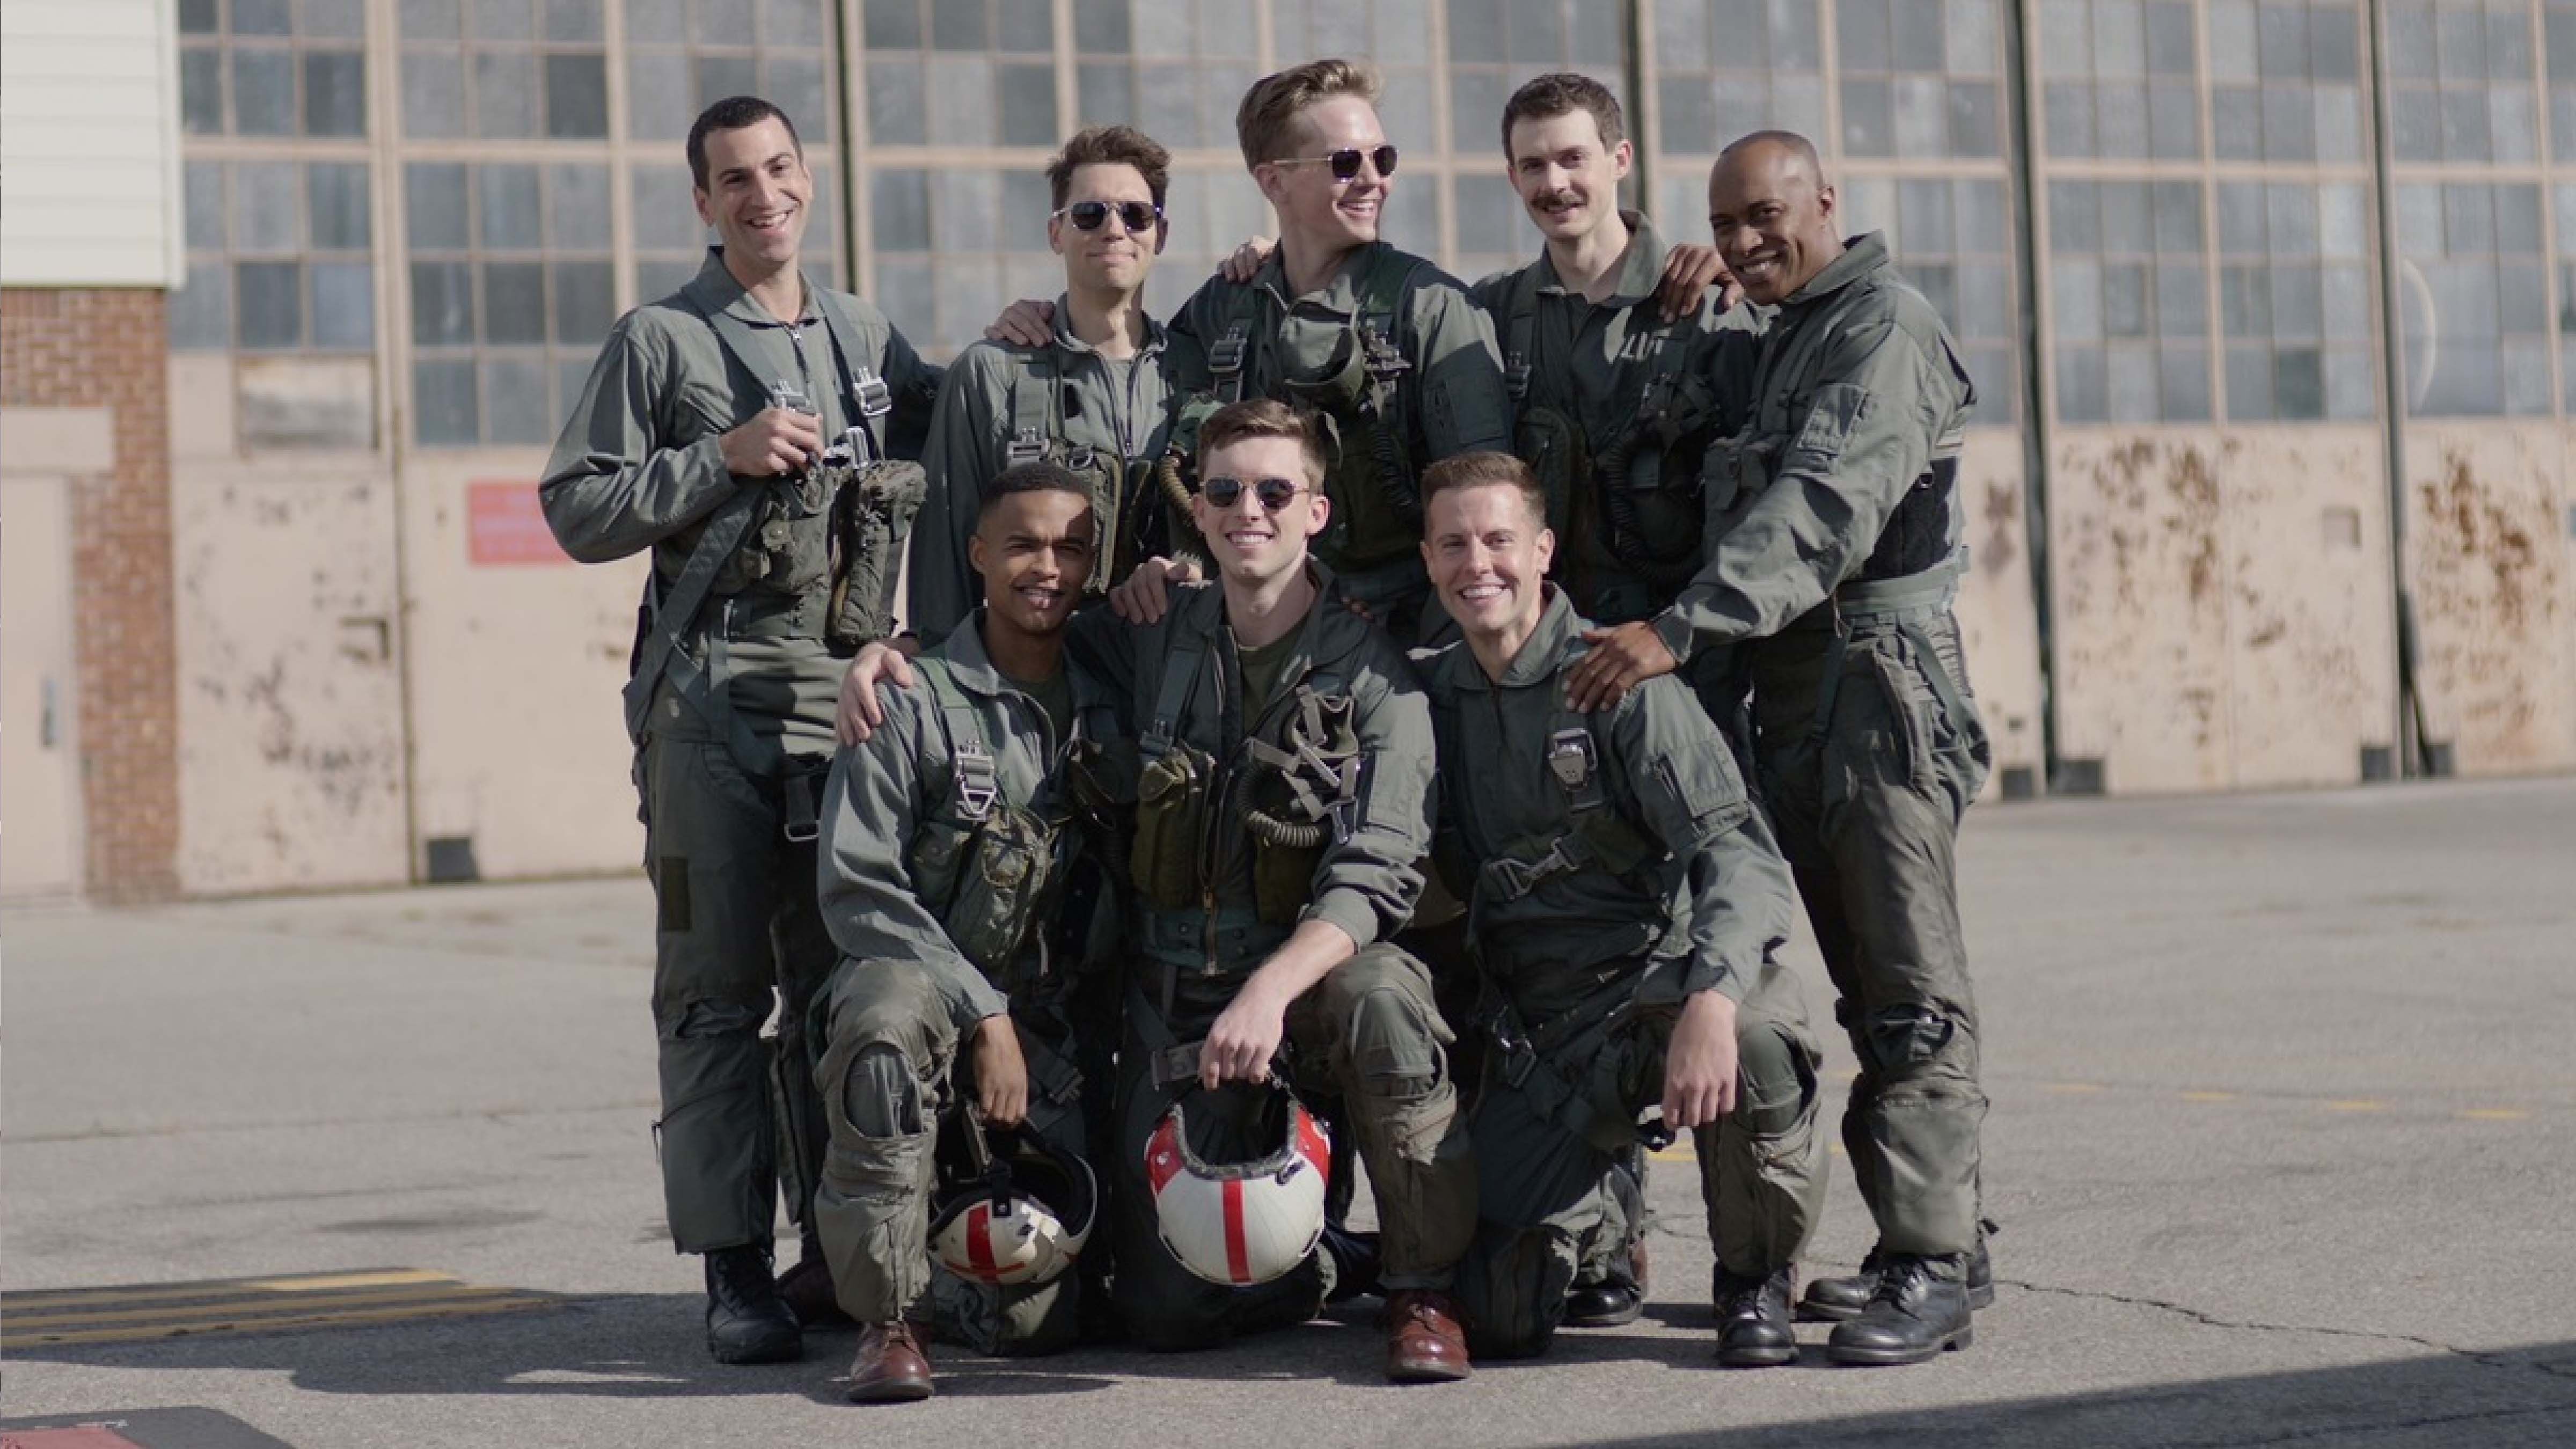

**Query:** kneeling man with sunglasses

left=843, top=399, right=1477, bottom=1382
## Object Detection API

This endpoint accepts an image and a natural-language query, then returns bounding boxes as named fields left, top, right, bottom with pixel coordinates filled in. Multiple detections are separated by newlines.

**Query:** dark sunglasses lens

left=1118, top=201, right=1160, bottom=231
left=1068, top=200, right=1109, bottom=229
left=1069, top=200, right=1159, bottom=231
left=1203, top=477, right=1242, bottom=508
left=1373, top=145, right=1399, bottom=178
left=1328, top=146, right=1398, bottom=180
left=1254, top=479, right=1300, bottom=510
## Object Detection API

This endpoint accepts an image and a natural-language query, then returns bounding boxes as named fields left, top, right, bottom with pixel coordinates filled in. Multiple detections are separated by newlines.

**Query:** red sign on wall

left=467, top=481, right=568, bottom=565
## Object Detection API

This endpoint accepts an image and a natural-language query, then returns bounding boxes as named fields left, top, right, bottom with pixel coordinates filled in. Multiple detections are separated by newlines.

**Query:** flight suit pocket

left=944, top=808, right=1057, bottom=976
left=1130, top=745, right=1210, bottom=910
left=1645, top=736, right=1756, bottom=849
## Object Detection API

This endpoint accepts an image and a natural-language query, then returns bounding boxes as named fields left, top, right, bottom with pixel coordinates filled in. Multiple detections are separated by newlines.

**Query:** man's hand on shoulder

left=835, top=636, right=923, bottom=747
left=1568, top=621, right=1678, bottom=711
left=984, top=298, right=1056, bottom=348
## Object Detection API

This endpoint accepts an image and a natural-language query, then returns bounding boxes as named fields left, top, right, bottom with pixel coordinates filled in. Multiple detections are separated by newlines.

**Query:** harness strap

left=921, top=661, right=1002, bottom=823
left=1005, top=349, right=1056, bottom=467
left=1211, top=288, right=1260, bottom=404
left=1141, top=632, right=1208, bottom=757
left=810, top=291, right=893, bottom=459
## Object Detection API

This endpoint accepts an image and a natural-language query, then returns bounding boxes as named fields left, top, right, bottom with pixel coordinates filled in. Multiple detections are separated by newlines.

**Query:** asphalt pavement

left=4, top=777, right=2573, bottom=1447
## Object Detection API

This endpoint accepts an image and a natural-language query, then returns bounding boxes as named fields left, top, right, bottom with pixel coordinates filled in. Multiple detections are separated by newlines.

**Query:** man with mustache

left=1567, top=130, right=1995, bottom=1366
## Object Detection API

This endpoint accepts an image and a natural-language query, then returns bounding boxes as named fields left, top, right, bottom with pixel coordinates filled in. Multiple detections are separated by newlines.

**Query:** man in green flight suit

left=905, top=126, right=1182, bottom=643
left=814, top=462, right=1122, bottom=1402
left=1416, top=451, right=1826, bottom=1366
left=541, top=94, right=941, bottom=1365
left=843, top=398, right=1478, bottom=1382
left=1163, top=59, right=1511, bottom=638
left=1568, top=130, right=1995, bottom=1366
left=1472, top=72, right=1746, bottom=631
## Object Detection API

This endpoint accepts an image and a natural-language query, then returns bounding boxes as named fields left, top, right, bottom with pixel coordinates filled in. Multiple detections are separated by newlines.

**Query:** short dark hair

left=1196, top=398, right=1328, bottom=489
left=1500, top=72, right=1626, bottom=155
left=1046, top=126, right=1173, bottom=214
left=687, top=96, right=802, bottom=191
left=1422, top=451, right=1548, bottom=531
left=979, top=460, right=1095, bottom=519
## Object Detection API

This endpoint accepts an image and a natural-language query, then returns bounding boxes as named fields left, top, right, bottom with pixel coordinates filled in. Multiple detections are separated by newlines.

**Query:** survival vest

left=1001, top=348, right=1167, bottom=595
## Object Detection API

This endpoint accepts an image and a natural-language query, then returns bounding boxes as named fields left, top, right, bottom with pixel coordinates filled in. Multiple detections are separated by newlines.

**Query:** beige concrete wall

left=398, top=453, right=646, bottom=880
left=2400, top=422, right=2575, bottom=776
left=2048, top=426, right=2399, bottom=794
left=1952, top=427, right=2046, bottom=798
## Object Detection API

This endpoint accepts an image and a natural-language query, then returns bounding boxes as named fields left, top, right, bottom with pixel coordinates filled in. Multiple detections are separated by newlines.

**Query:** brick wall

left=2, top=289, right=179, bottom=903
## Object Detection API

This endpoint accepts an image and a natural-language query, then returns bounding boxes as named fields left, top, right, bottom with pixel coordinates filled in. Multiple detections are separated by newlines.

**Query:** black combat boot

left=1824, top=1253, right=1973, bottom=1366
left=1563, top=1238, right=1648, bottom=1328
left=704, top=1243, right=802, bottom=1364
left=1713, top=1265, right=1797, bottom=1367
left=1797, top=1224, right=1994, bottom=1321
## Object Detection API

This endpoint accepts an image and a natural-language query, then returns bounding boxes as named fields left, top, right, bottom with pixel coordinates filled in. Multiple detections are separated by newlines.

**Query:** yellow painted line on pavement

left=7, top=1296, right=554, bottom=1349
left=2458, top=1108, right=2530, bottom=1122
left=2180, top=1091, right=2237, bottom=1103
left=2322, top=1099, right=2389, bottom=1113
left=2, top=1268, right=448, bottom=1312
left=0, top=1269, right=560, bottom=1350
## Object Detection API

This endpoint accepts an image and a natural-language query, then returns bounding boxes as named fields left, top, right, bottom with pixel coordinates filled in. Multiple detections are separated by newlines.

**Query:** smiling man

left=844, top=399, right=1476, bottom=1381
left=814, top=462, right=1123, bottom=1401
left=1167, top=60, right=1511, bottom=638
left=1415, top=451, right=1824, bottom=1366
left=1566, top=129, right=1996, bottom=1367
left=1472, top=74, right=1746, bottom=631
left=541, top=94, right=941, bottom=1365
left=905, top=127, right=1182, bottom=645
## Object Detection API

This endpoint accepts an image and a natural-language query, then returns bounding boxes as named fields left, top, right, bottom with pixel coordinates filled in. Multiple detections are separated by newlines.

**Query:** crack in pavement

left=1997, top=1276, right=2576, bottom=1388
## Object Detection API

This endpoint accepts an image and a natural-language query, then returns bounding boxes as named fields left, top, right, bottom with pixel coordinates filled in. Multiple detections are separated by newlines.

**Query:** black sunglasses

left=1275, top=144, right=1399, bottom=182
left=1200, top=475, right=1309, bottom=511
left=1054, top=199, right=1163, bottom=232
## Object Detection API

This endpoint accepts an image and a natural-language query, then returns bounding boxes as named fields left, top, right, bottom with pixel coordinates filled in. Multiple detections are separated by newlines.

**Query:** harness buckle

left=1546, top=727, right=1596, bottom=794
left=1005, top=428, right=1048, bottom=467
left=953, top=746, right=1000, bottom=821
left=852, top=368, right=894, bottom=419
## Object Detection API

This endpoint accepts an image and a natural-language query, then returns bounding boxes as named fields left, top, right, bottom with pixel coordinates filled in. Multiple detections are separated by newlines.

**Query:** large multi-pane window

left=1441, top=1, right=1619, bottom=280
left=2394, top=180, right=2550, bottom=415
left=180, top=0, right=368, bottom=138
left=631, top=0, right=836, bottom=143
left=407, top=162, right=618, bottom=445
left=398, top=0, right=609, bottom=141
left=2211, top=0, right=2367, bottom=164
left=2048, top=180, right=2211, bottom=422
left=2219, top=180, right=2377, bottom=420
left=173, top=160, right=377, bottom=357
left=1837, top=0, right=2008, bottom=159
left=1843, top=176, right=2026, bottom=422
left=862, top=0, right=1054, bottom=147
left=2041, top=0, right=2200, bottom=160
left=1655, top=1, right=1825, bottom=154
left=2385, top=0, right=2541, bottom=164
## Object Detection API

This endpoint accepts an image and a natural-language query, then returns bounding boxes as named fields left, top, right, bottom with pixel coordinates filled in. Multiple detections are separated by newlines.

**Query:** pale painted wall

left=0, top=0, right=182, bottom=288
left=2049, top=426, right=2401, bottom=795
left=1952, top=427, right=2045, bottom=799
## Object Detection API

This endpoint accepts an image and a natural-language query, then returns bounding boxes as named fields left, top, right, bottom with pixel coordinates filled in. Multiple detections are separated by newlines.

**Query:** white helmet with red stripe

left=928, top=1117, right=1097, bottom=1288
left=1143, top=1085, right=1333, bottom=1287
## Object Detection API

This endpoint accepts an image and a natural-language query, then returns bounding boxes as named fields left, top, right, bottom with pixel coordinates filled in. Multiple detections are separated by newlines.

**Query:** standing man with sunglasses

left=906, top=127, right=1181, bottom=646
left=1170, top=60, right=1510, bottom=639
left=542, top=95, right=942, bottom=1366
left=840, top=399, right=1477, bottom=1383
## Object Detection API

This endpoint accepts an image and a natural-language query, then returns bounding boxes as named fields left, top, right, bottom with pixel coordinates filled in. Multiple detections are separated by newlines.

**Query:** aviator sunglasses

left=1200, top=475, right=1309, bottom=511
left=1272, top=144, right=1400, bottom=182
left=1053, top=199, right=1163, bottom=232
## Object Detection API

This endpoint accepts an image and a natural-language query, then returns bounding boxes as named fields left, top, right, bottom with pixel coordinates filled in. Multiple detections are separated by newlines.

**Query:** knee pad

left=1861, top=1003, right=1959, bottom=1076
left=1735, top=1022, right=1816, bottom=1138
left=1345, top=986, right=1440, bottom=1099
left=841, top=1044, right=925, bottom=1138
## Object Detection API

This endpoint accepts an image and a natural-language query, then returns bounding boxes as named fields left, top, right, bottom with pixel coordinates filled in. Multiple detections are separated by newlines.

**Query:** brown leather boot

left=1383, top=1289, right=1472, bottom=1384
left=775, top=1255, right=854, bottom=1330
left=846, top=1321, right=934, bottom=1403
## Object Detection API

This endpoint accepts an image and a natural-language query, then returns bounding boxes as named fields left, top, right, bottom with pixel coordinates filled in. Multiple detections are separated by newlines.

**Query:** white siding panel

left=0, top=0, right=181, bottom=289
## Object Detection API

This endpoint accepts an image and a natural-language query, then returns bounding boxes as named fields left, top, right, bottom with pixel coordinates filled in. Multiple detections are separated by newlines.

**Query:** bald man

left=1565, top=130, right=1993, bottom=1367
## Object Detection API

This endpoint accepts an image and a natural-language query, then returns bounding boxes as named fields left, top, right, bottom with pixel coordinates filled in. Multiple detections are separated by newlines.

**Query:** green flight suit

left=1166, top=244, right=1512, bottom=635
left=1653, top=233, right=1992, bottom=1260
left=1471, top=213, right=1751, bottom=626
left=1426, top=589, right=1824, bottom=1357
left=541, top=247, right=941, bottom=1256
left=906, top=302, right=1178, bottom=642
left=1066, top=565, right=1476, bottom=1348
left=812, top=612, right=1120, bottom=1353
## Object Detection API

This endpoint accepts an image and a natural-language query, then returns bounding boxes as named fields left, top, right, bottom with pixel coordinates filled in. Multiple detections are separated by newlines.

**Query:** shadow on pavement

left=1536, top=1341, right=2576, bottom=1448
